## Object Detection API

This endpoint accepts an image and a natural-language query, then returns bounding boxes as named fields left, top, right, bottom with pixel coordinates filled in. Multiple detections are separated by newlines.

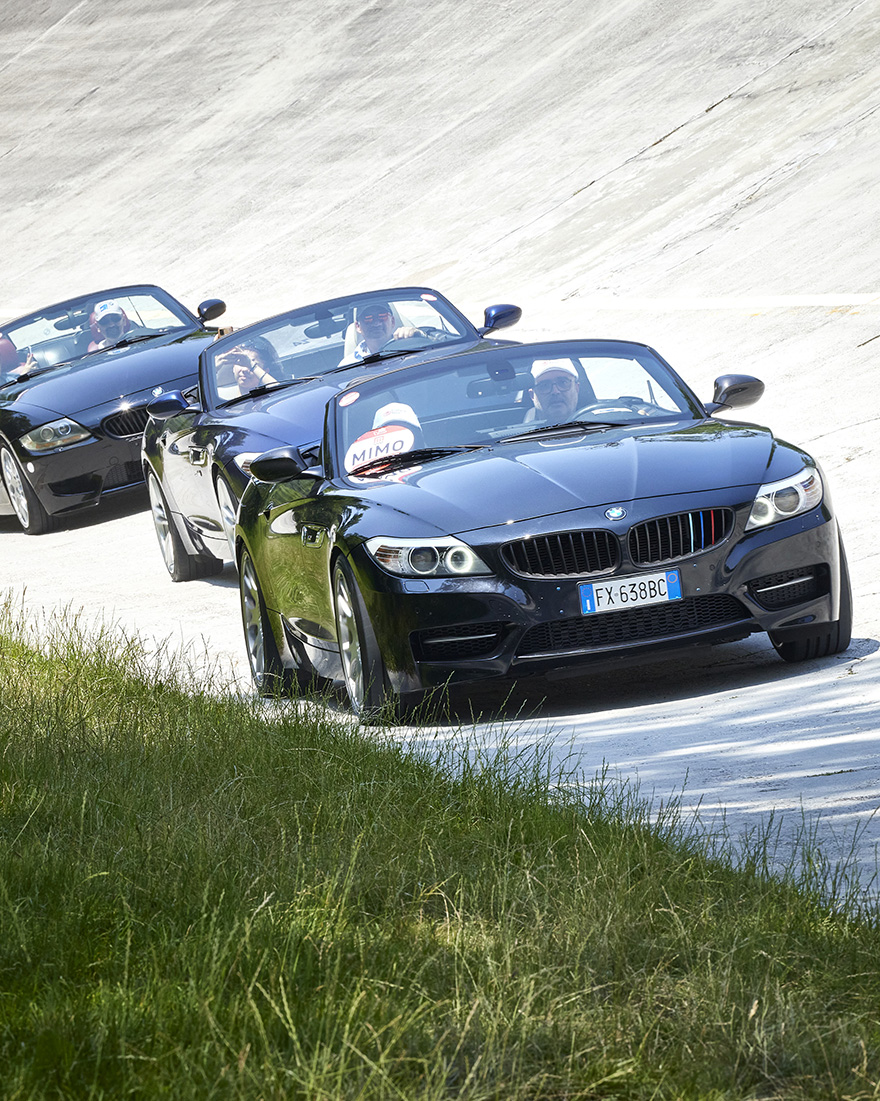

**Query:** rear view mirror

left=197, top=298, right=227, bottom=324
left=706, top=374, right=765, bottom=414
left=147, top=390, right=192, bottom=420
left=466, top=370, right=533, bottom=399
left=250, top=445, right=321, bottom=482
left=478, top=303, right=522, bottom=334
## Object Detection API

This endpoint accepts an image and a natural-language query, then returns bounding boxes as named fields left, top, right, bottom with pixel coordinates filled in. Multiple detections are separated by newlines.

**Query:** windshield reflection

left=334, top=341, right=701, bottom=478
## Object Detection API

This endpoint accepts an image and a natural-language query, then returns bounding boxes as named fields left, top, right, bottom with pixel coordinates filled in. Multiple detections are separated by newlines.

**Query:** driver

left=88, top=300, right=129, bottom=350
left=529, top=360, right=580, bottom=423
left=347, top=300, right=425, bottom=362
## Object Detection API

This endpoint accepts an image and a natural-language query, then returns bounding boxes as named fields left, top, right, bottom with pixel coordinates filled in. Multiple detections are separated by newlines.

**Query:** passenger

left=529, top=360, right=580, bottom=423
left=0, top=333, right=36, bottom=378
left=347, top=301, right=425, bottom=362
left=216, top=336, right=282, bottom=396
left=88, top=300, right=129, bottom=350
left=0, top=333, right=20, bottom=376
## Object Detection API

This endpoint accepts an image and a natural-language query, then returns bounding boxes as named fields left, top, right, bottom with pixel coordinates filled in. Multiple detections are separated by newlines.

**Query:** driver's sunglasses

left=100, top=317, right=123, bottom=331
left=535, top=376, right=575, bottom=396
left=359, top=310, right=392, bottom=324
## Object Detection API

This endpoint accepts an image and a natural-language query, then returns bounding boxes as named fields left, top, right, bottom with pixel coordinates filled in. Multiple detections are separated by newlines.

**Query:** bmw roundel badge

left=605, top=506, right=627, bottom=521
left=152, top=386, right=164, bottom=397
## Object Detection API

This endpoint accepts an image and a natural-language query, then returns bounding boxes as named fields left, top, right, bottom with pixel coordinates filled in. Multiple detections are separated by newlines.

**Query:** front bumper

left=348, top=505, right=843, bottom=695
left=5, top=433, right=145, bottom=518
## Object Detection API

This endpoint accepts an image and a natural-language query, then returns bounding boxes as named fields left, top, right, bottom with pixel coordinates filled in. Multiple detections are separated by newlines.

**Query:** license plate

left=579, top=569, right=682, bottom=615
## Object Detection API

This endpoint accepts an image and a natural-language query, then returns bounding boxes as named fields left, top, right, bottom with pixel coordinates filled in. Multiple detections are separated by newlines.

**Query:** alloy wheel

left=147, top=473, right=175, bottom=574
left=240, top=553, right=267, bottom=686
left=215, top=477, right=238, bottom=563
left=1, top=448, right=30, bottom=529
left=334, top=568, right=365, bottom=710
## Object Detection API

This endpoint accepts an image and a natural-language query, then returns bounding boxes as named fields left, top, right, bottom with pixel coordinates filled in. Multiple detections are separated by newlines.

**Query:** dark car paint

left=1, top=333, right=211, bottom=418
left=143, top=289, right=523, bottom=564
left=321, top=423, right=813, bottom=539
left=0, top=287, right=225, bottom=524
left=146, top=381, right=342, bottom=555
left=236, top=407, right=843, bottom=696
left=1, top=333, right=222, bottom=519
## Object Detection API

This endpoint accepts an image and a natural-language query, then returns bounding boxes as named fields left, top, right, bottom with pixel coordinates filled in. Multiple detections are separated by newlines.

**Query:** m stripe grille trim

left=628, top=508, right=734, bottom=565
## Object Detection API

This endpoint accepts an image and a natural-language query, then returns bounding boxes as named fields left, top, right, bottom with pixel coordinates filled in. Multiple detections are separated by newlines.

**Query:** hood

left=0, top=331, right=212, bottom=420
left=350, top=421, right=811, bottom=536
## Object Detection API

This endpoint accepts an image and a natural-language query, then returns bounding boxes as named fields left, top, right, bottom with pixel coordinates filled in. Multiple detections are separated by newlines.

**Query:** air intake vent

left=628, top=508, right=733, bottom=565
left=517, top=594, right=749, bottom=656
left=102, top=406, right=151, bottom=439
left=748, top=566, right=828, bottom=610
left=501, top=530, right=619, bottom=578
left=412, top=622, right=508, bottom=662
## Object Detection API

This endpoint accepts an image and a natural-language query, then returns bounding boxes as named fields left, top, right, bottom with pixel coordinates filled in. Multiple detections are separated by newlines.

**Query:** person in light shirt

left=347, top=300, right=426, bottom=362
left=529, top=360, right=580, bottom=423
left=88, top=299, right=129, bottom=350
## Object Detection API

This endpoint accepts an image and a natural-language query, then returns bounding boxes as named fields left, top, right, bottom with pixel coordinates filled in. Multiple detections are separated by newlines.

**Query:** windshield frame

left=327, top=339, right=706, bottom=483
left=0, top=284, right=197, bottom=374
left=199, top=287, right=479, bottom=410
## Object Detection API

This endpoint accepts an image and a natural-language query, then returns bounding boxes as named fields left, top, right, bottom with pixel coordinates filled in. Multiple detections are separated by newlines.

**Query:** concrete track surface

left=2, top=1, right=879, bottom=888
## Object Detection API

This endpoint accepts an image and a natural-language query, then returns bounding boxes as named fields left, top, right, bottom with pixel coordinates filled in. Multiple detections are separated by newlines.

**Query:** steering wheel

left=386, top=333, right=430, bottom=350
left=575, top=397, right=667, bottom=418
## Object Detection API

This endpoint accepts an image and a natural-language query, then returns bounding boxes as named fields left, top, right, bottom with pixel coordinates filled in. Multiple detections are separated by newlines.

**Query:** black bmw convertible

left=142, top=286, right=521, bottom=579
left=233, top=338, right=852, bottom=714
left=0, top=284, right=226, bottom=534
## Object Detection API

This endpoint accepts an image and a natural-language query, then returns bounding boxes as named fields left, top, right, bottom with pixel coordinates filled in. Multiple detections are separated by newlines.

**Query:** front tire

left=333, top=558, right=391, bottom=716
left=146, top=469, right=222, bottom=582
left=0, top=445, right=54, bottom=535
left=215, top=473, right=239, bottom=564
left=770, top=535, right=853, bottom=662
left=239, top=548, right=295, bottom=696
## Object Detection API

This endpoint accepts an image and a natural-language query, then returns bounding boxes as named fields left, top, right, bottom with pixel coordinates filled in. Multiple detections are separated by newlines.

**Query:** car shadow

left=410, top=634, right=879, bottom=728
left=201, top=562, right=240, bottom=589
left=0, top=487, right=150, bottom=534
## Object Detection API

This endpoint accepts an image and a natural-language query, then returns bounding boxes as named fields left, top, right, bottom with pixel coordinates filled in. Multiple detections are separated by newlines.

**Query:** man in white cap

left=88, top=299, right=128, bottom=350
left=529, top=359, right=580, bottom=423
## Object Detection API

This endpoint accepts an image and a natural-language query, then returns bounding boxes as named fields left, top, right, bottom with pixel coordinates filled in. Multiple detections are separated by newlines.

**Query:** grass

left=1, top=595, right=880, bottom=1099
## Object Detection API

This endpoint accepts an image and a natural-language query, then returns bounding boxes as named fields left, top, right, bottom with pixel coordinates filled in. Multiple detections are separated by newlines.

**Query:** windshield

left=204, top=288, right=473, bottom=406
left=0, top=287, right=193, bottom=376
left=333, top=341, right=703, bottom=478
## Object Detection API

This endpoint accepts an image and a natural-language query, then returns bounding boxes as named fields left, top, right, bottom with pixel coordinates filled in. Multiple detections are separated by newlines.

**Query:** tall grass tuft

left=1, top=594, right=880, bottom=1099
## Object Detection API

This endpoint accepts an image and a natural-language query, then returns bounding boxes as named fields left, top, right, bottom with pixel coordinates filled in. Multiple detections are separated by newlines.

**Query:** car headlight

left=19, top=418, right=93, bottom=453
left=746, top=465, right=823, bottom=530
left=365, top=536, right=492, bottom=577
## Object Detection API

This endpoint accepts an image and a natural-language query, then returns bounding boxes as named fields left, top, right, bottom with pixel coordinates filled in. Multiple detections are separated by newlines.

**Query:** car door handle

left=187, top=446, right=208, bottom=467
left=301, top=525, right=326, bottom=548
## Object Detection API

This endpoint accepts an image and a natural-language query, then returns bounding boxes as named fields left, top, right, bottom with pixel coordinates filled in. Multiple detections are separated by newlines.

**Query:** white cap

left=372, top=402, right=421, bottom=428
left=531, top=359, right=578, bottom=382
left=94, top=299, right=124, bottom=323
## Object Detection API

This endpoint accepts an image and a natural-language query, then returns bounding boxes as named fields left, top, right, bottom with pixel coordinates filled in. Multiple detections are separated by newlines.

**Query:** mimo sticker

left=345, top=424, right=415, bottom=472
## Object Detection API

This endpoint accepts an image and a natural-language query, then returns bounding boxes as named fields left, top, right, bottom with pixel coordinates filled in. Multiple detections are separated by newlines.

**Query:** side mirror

left=197, top=298, right=227, bottom=324
left=705, top=374, right=765, bottom=414
left=478, top=303, right=522, bottom=334
left=147, top=390, right=193, bottom=420
left=250, top=445, right=322, bottom=483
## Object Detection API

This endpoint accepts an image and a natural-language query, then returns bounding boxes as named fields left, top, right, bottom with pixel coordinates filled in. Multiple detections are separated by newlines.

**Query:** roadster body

left=232, top=338, right=851, bottom=713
